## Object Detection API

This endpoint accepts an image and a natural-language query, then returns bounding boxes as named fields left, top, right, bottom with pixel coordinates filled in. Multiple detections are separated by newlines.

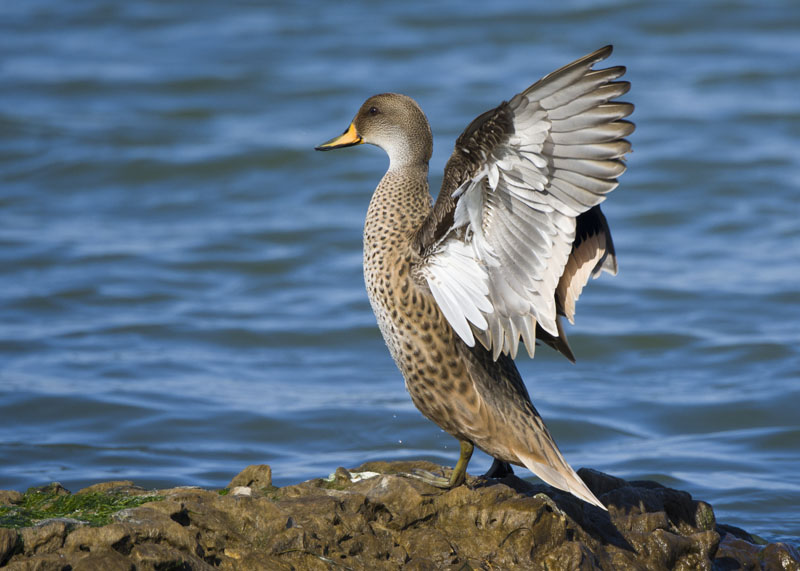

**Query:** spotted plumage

left=316, top=46, right=634, bottom=510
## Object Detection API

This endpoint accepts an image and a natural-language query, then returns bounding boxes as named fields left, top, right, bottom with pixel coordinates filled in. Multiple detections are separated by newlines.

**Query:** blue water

left=1, top=0, right=799, bottom=543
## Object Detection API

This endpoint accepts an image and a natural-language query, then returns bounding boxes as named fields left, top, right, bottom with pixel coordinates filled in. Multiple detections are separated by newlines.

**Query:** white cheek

left=382, top=138, right=413, bottom=171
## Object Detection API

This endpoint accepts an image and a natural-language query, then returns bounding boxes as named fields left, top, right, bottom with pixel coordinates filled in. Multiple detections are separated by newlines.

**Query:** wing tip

left=595, top=44, right=613, bottom=60
left=598, top=251, right=618, bottom=276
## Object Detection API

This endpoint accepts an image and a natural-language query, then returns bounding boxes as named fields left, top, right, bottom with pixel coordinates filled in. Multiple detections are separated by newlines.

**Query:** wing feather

left=415, top=46, right=633, bottom=359
left=521, top=45, right=614, bottom=101
left=550, top=103, right=633, bottom=132
left=554, top=169, right=619, bottom=195
left=549, top=120, right=635, bottom=144
left=537, top=67, right=626, bottom=109
left=556, top=206, right=617, bottom=324
left=550, top=140, right=631, bottom=160
left=551, top=157, right=627, bottom=179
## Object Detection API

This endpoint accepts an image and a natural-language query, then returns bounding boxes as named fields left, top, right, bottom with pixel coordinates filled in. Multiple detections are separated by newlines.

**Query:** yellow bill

left=315, top=122, right=363, bottom=151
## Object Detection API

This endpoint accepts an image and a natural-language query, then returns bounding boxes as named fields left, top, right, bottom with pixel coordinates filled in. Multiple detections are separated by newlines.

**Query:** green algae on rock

left=0, top=481, right=162, bottom=529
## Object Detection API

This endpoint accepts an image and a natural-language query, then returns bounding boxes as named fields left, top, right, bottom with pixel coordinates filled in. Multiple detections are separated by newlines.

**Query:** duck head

left=316, top=93, right=433, bottom=170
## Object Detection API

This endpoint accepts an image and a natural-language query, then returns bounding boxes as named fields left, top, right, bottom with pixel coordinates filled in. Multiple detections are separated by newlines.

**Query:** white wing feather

left=421, top=47, right=632, bottom=359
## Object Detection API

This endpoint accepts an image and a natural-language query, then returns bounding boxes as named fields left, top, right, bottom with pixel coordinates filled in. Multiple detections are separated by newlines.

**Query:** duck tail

left=516, top=450, right=607, bottom=511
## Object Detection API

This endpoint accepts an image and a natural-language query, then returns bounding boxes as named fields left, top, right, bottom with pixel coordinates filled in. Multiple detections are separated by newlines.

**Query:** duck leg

left=411, top=440, right=474, bottom=488
left=449, top=440, right=474, bottom=487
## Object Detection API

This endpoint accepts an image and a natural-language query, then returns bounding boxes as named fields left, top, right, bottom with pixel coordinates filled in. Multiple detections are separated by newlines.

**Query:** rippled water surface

left=1, top=1, right=799, bottom=542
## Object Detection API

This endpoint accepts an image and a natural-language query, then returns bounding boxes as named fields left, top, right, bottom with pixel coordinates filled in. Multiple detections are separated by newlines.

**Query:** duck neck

left=364, top=166, right=432, bottom=251
left=383, top=125, right=433, bottom=174
left=386, top=147, right=430, bottom=173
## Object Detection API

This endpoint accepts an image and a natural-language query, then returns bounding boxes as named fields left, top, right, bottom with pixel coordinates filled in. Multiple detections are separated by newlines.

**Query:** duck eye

left=368, top=106, right=379, bottom=115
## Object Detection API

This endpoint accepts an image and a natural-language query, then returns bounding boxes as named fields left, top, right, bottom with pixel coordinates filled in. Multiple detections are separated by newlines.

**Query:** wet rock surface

left=1, top=461, right=798, bottom=570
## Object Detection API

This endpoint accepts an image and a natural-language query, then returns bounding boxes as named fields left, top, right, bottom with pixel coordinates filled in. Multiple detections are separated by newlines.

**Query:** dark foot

left=483, top=458, right=514, bottom=479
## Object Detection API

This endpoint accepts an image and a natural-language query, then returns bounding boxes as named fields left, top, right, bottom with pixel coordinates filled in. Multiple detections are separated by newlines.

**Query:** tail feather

left=517, top=452, right=606, bottom=510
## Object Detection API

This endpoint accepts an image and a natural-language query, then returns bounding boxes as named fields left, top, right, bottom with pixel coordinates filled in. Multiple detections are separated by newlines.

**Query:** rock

left=75, top=481, right=140, bottom=495
left=64, top=523, right=135, bottom=555
left=19, top=520, right=72, bottom=555
left=226, top=464, right=272, bottom=491
left=3, top=552, right=72, bottom=571
left=130, top=541, right=214, bottom=570
left=717, top=532, right=763, bottom=567
left=1, top=462, right=797, bottom=570
left=0, top=528, right=20, bottom=566
left=761, top=542, right=800, bottom=571
left=0, top=491, right=23, bottom=506
left=28, top=483, right=69, bottom=498
left=71, top=548, right=134, bottom=571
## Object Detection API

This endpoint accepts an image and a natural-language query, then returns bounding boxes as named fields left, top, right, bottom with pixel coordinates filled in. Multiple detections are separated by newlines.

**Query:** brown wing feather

left=535, top=319, right=576, bottom=363
left=538, top=205, right=616, bottom=361
left=413, top=102, right=515, bottom=254
left=556, top=205, right=616, bottom=323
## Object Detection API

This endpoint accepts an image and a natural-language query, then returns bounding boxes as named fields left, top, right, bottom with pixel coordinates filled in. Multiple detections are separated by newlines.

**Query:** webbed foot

left=404, top=440, right=474, bottom=488
left=406, top=468, right=453, bottom=488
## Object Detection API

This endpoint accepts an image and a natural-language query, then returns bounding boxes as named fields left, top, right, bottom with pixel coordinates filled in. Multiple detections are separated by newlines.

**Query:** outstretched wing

left=414, top=45, right=633, bottom=360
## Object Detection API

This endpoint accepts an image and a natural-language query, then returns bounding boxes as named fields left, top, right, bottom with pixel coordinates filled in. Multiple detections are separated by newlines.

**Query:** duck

left=315, top=45, right=633, bottom=510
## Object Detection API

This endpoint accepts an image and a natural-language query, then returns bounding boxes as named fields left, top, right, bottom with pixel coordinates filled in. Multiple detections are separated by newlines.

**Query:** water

left=1, top=0, right=799, bottom=543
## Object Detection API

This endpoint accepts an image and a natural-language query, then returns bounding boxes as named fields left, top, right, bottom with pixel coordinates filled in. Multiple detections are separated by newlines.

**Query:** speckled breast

left=361, top=172, right=473, bottom=438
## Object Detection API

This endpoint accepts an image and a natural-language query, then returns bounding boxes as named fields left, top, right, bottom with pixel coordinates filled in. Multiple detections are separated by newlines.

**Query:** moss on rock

left=0, top=482, right=162, bottom=529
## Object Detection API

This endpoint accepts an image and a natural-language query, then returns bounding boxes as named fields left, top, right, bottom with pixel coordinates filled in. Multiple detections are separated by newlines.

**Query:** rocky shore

left=1, top=461, right=797, bottom=570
